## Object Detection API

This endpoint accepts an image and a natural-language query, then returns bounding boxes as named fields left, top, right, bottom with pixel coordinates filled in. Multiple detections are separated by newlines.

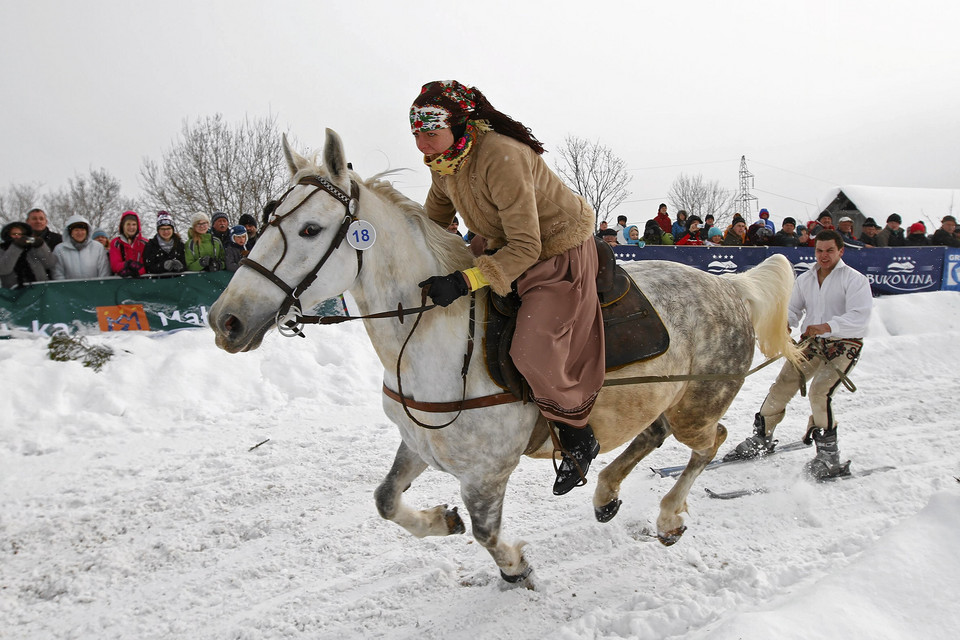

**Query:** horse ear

left=323, top=128, right=348, bottom=178
left=282, top=133, right=307, bottom=176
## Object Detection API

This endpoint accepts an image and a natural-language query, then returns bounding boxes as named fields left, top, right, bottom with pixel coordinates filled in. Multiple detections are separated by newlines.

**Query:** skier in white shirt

left=724, top=229, right=873, bottom=479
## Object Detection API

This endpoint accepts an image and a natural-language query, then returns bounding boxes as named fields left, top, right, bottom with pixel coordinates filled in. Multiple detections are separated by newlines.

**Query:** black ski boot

left=723, top=413, right=776, bottom=462
left=805, top=427, right=851, bottom=480
left=552, top=422, right=600, bottom=496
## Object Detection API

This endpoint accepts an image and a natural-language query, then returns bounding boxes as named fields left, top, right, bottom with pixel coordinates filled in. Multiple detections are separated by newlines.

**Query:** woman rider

left=411, top=80, right=604, bottom=496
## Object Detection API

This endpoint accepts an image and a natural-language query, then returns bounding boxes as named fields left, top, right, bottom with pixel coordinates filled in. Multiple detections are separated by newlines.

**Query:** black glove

left=119, top=260, right=142, bottom=278
left=418, top=271, right=469, bottom=307
left=204, top=259, right=221, bottom=273
left=14, top=235, right=39, bottom=249
left=198, top=256, right=211, bottom=269
left=163, top=259, right=184, bottom=272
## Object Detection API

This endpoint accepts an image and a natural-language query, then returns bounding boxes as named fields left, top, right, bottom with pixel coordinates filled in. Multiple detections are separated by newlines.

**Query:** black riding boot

left=723, top=413, right=776, bottom=462
left=553, top=422, right=600, bottom=496
left=805, top=427, right=851, bottom=480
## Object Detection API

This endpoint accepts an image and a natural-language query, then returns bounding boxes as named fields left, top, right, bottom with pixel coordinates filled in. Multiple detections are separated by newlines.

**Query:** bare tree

left=554, top=135, right=632, bottom=228
left=668, top=173, right=736, bottom=227
left=45, top=168, right=139, bottom=233
left=139, top=114, right=287, bottom=232
left=0, top=182, right=44, bottom=227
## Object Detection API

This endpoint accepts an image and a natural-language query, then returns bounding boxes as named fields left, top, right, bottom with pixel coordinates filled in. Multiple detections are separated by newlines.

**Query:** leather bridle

left=239, top=175, right=363, bottom=336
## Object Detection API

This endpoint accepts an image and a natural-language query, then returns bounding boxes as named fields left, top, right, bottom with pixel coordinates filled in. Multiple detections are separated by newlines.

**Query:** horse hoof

left=657, top=525, right=687, bottom=546
left=595, top=498, right=622, bottom=523
left=445, top=506, right=466, bottom=535
left=499, top=566, right=536, bottom=591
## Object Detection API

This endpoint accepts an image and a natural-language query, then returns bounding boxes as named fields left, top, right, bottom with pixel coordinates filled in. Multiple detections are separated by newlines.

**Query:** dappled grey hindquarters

left=2, top=292, right=960, bottom=639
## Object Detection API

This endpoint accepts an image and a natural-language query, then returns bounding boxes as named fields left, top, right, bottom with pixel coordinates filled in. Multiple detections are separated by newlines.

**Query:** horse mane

left=363, top=173, right=474, bottom=274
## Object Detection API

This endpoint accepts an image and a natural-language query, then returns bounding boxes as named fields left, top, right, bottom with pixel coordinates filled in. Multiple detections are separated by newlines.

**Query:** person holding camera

left=144, top=211, right=187, bottom=275
left=184, top=212, right=225, bottom=272
left=1, top=221, right=58, bottom=288
left=108, top=211, right=147, bottom=278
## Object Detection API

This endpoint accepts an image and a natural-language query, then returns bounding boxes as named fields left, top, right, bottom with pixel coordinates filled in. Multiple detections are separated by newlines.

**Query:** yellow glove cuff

left=461, top=267, right=489, bottom=292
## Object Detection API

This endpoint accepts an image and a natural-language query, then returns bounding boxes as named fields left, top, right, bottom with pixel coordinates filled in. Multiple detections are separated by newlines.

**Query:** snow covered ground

left=2, top=291, right=959, bottom=640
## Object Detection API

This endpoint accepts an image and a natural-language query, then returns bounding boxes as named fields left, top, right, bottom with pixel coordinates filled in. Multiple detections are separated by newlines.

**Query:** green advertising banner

left=0, top=273, right=345, bottom=337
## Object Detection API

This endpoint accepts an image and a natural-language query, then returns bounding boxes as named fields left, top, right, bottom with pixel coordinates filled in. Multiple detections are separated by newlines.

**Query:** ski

left=650, top=440, right=810, bottom=478
left=704, top=465, right=897, bottom=499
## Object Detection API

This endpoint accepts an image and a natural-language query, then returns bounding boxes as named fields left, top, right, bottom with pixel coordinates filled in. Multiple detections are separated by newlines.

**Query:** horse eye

left=299, top=223, right=323, bottom=238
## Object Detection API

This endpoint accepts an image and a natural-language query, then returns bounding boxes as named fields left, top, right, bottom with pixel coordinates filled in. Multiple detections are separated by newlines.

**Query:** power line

left=626, top=159, right=736, bottom=172
left=749, top=160, right=836, bottom=185
left=753, top=188, right=817, bottom=206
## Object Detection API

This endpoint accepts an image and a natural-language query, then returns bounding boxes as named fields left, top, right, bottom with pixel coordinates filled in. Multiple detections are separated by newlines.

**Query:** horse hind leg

left=374, top=440, right=466, bottom=538
left=594, top=414, right=672, bottom=523
left=657, top=422, right=728, bottom=545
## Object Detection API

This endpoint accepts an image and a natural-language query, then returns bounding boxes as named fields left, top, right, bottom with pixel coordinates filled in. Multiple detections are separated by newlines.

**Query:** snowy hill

left=2, top=292, right=959, bottom=639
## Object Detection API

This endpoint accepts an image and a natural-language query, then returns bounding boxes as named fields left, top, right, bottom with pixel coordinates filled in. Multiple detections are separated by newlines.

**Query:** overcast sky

left=2, top=0, right=958, bottom=227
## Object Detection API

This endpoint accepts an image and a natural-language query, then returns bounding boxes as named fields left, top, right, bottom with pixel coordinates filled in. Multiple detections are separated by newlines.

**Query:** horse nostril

left=224, top=314, right=242, bottom=336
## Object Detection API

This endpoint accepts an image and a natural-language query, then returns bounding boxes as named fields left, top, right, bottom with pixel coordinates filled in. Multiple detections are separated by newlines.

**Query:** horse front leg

left=460, top=476, right=535, bottom=589
left=374, top=440, right=466, bottom=538
left=594, top=414, right=672, bottom=523
left=657, top=422, right=727, bottom=545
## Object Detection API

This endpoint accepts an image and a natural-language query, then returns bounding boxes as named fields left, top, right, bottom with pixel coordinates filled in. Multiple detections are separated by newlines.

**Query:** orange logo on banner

left=96, top=304, right=151, bottom=332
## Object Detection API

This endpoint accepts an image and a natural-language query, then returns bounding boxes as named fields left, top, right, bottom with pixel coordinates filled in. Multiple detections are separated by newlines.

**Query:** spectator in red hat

left=931, top=215, right=960, bottom=247
left=905, top=222, right=930, bottom=246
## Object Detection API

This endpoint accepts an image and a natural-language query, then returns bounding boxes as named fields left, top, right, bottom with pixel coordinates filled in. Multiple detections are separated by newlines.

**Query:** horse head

left=210, top=129, right=365, bottom=353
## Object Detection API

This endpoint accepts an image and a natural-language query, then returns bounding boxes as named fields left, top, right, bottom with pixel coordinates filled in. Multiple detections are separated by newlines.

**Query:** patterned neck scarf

left=424, top=120, right=491, bottom=175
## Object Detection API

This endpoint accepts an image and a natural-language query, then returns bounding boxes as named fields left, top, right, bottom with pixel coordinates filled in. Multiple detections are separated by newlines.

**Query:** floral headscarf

left=409, top=80, right=478, bottom=132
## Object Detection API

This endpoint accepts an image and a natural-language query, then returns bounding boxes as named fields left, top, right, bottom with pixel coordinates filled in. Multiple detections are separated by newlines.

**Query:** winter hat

left=64, top=214, right=90, bottom=233
left=942, top=215, right=957, bottom=224
left=887, top=213, right=902, bottom=224
left=862, top=217, right=880, bottom=228
left=230, top=225, right=247, bottom=240
left=91, top=228, right=108, bottom=240
left=156, top=211, right=175, bottom=230
left=759, top=208, right=769, bottom=218
left=782, top=216, right=797, bottom=226
left=238, top=213, right=257, bottom=227
left=731, top=214, right=746, bottom=225
left=211, top=211, right=229, bottom=225
left=818, top=212, right=833, bottom=222
left=686, top=215, right=703, bottom=229
left=838, top=216, right=853, bottom=224
left=410, top=80, right=478, bottom=132
left=908, top=222, right=925, bottom=234
left=191, top=212, right=210, bottom=230
left=708, top=227, right=723, bottom=239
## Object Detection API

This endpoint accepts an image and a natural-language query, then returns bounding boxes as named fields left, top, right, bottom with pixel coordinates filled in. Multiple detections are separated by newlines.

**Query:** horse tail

left=723, top=254, right=802, bottom=366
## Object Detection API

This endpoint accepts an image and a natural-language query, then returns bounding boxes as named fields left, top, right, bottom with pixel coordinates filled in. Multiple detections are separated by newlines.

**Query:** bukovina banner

left=613, top=245, right=948, bottom=296
left=0, top=272, right=345, bottom=337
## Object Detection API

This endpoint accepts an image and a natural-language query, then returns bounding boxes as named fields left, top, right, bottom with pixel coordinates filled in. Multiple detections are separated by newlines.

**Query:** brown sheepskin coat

left=424, top=131, right=596, bottom=295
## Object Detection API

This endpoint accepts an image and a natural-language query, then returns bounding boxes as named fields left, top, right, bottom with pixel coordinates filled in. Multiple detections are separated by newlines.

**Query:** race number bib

left=347, top=220, right=376, bottom=250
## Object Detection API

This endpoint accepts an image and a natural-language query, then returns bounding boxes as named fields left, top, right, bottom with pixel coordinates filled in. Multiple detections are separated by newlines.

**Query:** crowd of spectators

left=595, top=206, right=960, bottom=253
left=1, top=206, right=259, bottom=289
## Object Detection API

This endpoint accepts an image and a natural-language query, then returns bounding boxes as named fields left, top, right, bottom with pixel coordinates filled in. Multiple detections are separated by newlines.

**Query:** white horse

left=209, top=129, right=799, bottom=588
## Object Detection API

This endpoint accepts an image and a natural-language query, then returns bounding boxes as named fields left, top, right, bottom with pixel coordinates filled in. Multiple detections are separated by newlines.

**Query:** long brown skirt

left=510, top=238, right=605, bottom=427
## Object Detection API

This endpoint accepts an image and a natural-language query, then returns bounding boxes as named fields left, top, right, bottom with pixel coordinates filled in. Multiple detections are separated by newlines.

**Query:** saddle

left=484, top=236, right=670, bottom=402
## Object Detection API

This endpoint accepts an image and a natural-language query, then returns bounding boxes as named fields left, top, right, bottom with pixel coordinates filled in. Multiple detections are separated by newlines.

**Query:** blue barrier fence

left=612, top=245, right=960, bottom=295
